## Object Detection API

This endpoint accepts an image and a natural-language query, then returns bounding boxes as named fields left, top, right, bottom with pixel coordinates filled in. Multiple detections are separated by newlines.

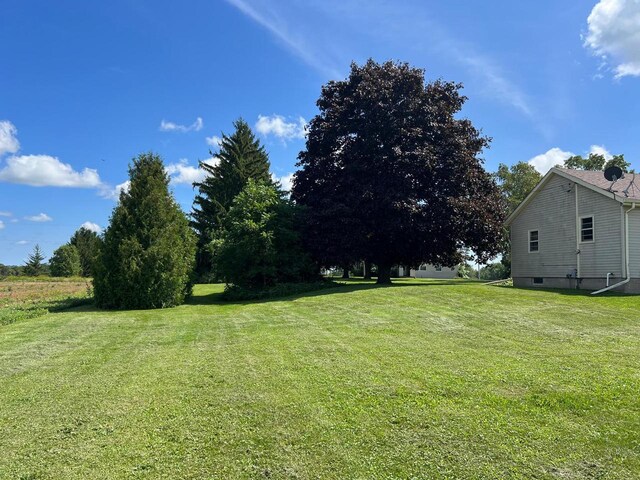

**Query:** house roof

left=505, top=167, right=640, bottom=226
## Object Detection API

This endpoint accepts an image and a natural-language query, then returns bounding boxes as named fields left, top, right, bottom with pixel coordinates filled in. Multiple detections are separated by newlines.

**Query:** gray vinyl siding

left=576, top=185, right=623, bottom=278
left=511, top=175, right=577, bottom=278
left=511, top=173, right=625, bottom=280
left=627, top=209, right=640, bottom=277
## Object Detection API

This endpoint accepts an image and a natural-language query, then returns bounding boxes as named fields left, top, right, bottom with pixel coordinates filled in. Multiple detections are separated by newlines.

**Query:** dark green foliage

left=479, top=262, right=510, bottom=281
left=222, top=280, right=340, bottom=301
left=293, top=59, right=506, bottom=284
left=215, top=180, right=318, bottom=289
left=49, top=244, right=81, bottom=277
left=564, top=153, right=631, bottom=172
left=494, top=161, right=542, bottom=275
left=191, top=119, right=273, bottom=278
left=24, top=244, right=46, bottom=276
left=70, top=227, right=101, bottom=277
left=94, top=152, right=196, bottom=309
left=495, top=162, right=542, bottom=214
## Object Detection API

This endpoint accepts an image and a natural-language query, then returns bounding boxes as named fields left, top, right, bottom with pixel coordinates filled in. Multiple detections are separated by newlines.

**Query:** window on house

left=533, top=277, right=544, bottom=284
left=529, top=230, right=539, bottom=253
left=435, top=265, right=442, bottom=272
left=581, top=216, right=594, bottom=242
left=419, top=264, right=427, bottom=271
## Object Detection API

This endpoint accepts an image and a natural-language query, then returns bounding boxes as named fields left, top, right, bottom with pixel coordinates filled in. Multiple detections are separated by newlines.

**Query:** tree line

left=11, top=59, right=630, bottom=309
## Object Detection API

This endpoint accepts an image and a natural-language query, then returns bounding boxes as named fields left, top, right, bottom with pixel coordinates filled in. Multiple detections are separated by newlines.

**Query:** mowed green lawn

left=1, top=280, right=639, bottom=479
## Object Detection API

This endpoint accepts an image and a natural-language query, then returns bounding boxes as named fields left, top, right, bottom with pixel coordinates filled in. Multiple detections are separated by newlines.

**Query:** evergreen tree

left=24, top=244, right=46, bottom=276
left=70, top=227, right=102, bottom=277
left=215, top=180, right=317, bottom=288
left=191, top=119, right=273, bottom=278
left=50, top=244, right=82, bottom=277
left=94, top=152, right=196, bottom=309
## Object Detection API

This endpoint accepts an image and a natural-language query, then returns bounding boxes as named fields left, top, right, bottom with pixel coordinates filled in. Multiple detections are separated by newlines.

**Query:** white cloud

left=159, top=117, right=204, bottom=132
left=0, top=211, right=11, bottom=217
left=0, top=121, right=20, bottom=156
left=585, top=0, right=640, bottom=78
left=0, top=220, right=4, bottom=230
left=589, top=144, right=613, bottom=160
left=166, top=159, right=204, bottom=185
left=272, top=172, right=295, bottom=191
left=256, top=115, right=307, bottom=141
left=166, top=158, right=220, bottom=185
left=25, top=213, right=52, bottom=222
left=206, top=135, right=223, bottom=148
left=0, top=154, right=101, bottom=187
left=80, top=221, right=102, bottom=233
left=99, top=180, right=131, bottom=201
left=16, top=240, right=28, bottom=245
left=528, top=147, right=575, bottom=174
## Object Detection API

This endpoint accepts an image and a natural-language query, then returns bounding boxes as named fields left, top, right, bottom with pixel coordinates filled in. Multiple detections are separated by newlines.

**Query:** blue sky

left=1, top=0, right=639, bottom=265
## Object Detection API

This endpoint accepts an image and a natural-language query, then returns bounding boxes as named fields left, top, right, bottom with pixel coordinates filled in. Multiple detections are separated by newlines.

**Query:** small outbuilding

left=506, top=167, right=640, bottom=293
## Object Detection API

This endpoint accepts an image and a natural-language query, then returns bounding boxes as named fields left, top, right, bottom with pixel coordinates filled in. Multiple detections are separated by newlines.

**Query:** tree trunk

left=376, top=263, right=392, bottom=284
left=363, top=261, right=372, bottom=280
left=341, top=263, right=350, bottom=279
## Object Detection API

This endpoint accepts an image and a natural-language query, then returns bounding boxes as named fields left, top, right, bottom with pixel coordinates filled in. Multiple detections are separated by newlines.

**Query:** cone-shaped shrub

left=94, top=152, right=196, bottom=309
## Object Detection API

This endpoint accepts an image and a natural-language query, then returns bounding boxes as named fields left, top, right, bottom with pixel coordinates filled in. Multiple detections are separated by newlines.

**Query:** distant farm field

left=0, top=277, right=91, bottom=326
left=0, top=279, right=638, bottom=479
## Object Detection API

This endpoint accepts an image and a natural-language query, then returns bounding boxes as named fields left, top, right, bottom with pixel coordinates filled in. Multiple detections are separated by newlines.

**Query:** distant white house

left=399, top=264, right=458, bottom=279
left=506, top=167, right=640, bottom=294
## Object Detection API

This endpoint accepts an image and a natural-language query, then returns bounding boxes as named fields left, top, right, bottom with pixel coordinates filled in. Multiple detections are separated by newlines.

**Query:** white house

left=399, top=264, right=458, bottom=279
left=506, top=167, right=640, bottom=294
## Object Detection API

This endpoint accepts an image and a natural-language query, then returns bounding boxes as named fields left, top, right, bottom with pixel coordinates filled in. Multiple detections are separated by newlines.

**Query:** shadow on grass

left=187, top=278, right=473, bottom=306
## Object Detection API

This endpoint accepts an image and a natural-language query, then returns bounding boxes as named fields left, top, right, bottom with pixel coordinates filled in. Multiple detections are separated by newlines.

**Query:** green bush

left=215, top=180, right=318, bottom=289
left=94, top=152, right=196, bottom=309
left=49, top=244, right=82, bottom=277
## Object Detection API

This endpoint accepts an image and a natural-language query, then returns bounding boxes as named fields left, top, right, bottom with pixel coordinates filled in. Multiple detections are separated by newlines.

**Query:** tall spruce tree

left=94, top=152, right=196, bottom=309
left=24, top=244, right=46, bottom=276
left=191, top=119, right=273, bottom=277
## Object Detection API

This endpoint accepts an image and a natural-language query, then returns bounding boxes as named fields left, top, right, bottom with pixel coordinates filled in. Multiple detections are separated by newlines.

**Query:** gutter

left=591, top=202, right=636, bottom=295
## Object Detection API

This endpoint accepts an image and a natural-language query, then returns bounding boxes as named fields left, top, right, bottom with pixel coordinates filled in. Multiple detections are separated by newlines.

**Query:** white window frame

left=580, top=215, right=595, bottom=244
left=528, top=229, right=539, bottom=253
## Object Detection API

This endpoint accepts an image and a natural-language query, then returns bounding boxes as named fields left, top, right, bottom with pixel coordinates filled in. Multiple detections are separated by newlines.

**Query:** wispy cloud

left=25, top=213, right=52, bottom=222
left=224, top=0, right=343, bottom=79
left=0, top=120, right=20, bottom=156
left=159, top=117, right=204, bottom=133
left=0, top=211, right=11, bottom=217
left=225, top=0, right=536, bottom=127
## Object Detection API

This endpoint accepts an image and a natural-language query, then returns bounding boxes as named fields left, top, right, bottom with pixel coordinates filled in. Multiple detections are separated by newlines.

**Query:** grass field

left=0, top=279, right=639, bottom=479
left=0, top=276, right=92, bottom=326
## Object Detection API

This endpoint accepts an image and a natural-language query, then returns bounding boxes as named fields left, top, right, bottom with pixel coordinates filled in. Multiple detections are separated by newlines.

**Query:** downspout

left=592, top=202, right=636, bottom=295
left=575, top=184, right=581, bottom=287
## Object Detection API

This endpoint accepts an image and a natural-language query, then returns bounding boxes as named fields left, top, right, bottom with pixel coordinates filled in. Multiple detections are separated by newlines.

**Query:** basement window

left=528, top=230, right=539, bottom=253
left=581, top=216, right=594, bottom=243
left=533, top=277, right=544, bottom=285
